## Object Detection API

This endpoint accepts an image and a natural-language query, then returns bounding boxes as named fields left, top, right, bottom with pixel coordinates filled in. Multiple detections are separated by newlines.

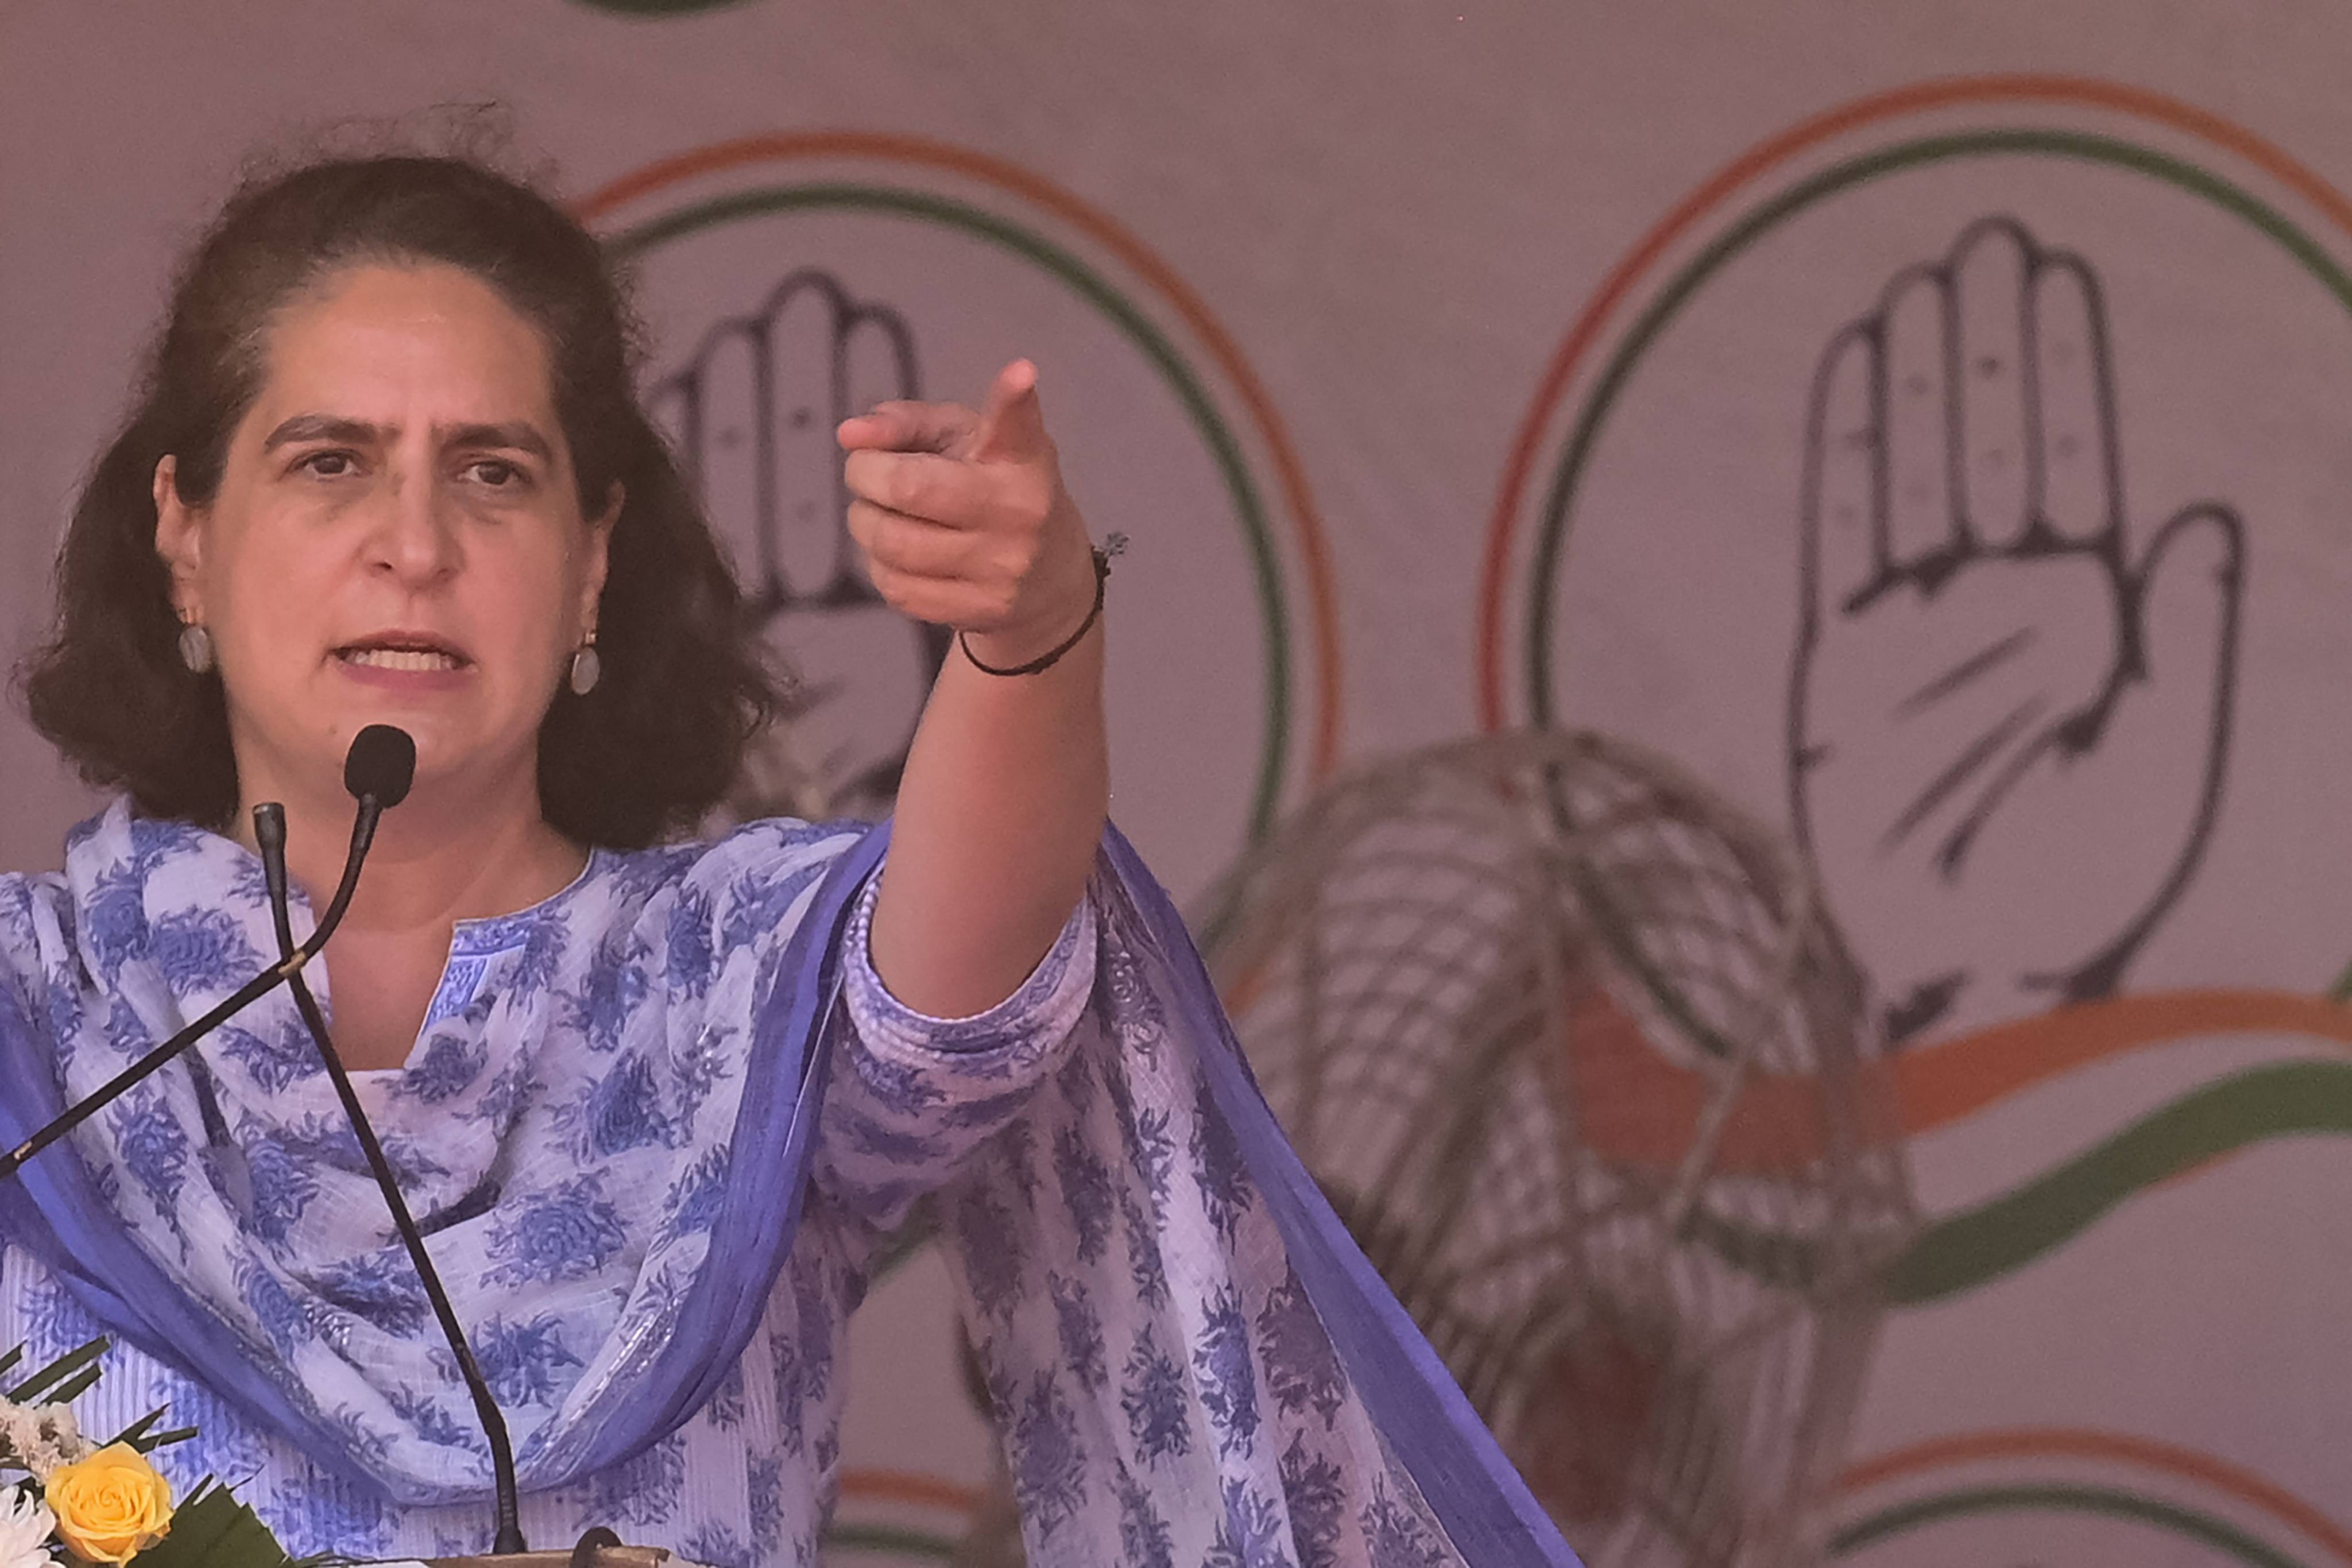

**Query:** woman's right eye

left=296, top=450, right=357, bottom=478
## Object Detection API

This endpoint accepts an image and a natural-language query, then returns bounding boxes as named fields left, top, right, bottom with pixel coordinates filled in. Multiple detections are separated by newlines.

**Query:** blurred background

left=6, top=2, right=2352, bottom=1562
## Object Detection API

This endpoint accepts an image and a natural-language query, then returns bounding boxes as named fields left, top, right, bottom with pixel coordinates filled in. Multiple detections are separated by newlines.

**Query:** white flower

left=0, top=1404, right=84, bottom=1486
left=0, top=1404, right=31, bottom=1469
left=0, top=1484, right=58, bottom=1568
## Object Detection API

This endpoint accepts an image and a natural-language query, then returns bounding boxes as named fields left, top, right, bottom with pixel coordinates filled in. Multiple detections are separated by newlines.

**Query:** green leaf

left=108, top=1411, right=165, bottom=1449
left=45, top=1364, right=104, bottom=1408
left=6, top=1337, right=109, bottom=1404
left=133, top=1426, right=200, bottom=1454
left=126, top=1477, right=295, bottom=1568
left=107, top=1410, right=198, bottom=1454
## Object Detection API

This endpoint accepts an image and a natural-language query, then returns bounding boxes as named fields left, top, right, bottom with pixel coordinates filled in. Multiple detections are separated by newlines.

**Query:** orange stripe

left=1477, top=73, right=2352, bottom=730
left=1840, top=1427, right=2352, bottom=1562
left=1563, top=986, right=2352, bottom=1174
left=576, top=131, right=1343, bottom=784
left=1223, top=973, right=2352, bottom=1171
left=1897, top=989, right=2352, bottom=1129
left=835, top=1468, right=984, bottom=1515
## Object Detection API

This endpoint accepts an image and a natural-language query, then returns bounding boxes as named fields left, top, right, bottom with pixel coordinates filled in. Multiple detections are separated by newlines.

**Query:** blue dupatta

left=0, top=812, right=1575, bottom=1566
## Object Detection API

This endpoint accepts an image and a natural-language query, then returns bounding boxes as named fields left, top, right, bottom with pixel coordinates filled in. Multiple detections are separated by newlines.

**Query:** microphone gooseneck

left=297, top=723, right=416, bottom=957
left=0, top=966, right=288, bottom=1182
left=252, top=803, right=296, bottom=958
left=0, top=735, right=427, bottom=1184
left=1, top=725, right=530, bottom=1554
left=256, top=727, right=528, bottom=1556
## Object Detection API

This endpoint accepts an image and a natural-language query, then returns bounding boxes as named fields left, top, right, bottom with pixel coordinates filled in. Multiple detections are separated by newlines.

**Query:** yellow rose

left=44, top=1444, right=172, bottom=1565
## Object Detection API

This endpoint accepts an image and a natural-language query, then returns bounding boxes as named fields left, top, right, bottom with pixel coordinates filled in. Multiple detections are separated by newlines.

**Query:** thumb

left=2022, top=498, right=2245, bottom=1001
left=969, top=359, right=1050, bottom=462
left=2132, top=502, right=2244, bottom=691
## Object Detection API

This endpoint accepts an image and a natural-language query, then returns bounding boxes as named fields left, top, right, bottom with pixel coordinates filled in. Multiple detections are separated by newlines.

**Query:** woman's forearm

left=837, top=360, right=1112, bottom=1017
left=868, top=624, right=1108, bottom=1017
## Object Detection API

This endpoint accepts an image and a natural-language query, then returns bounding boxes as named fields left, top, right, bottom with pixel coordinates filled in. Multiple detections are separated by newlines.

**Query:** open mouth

left=335, top=637, right=473, bottom=673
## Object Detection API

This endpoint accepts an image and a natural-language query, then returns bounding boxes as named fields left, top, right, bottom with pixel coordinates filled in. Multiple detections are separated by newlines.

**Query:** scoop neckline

left=445, top=845, right=606, bottom=952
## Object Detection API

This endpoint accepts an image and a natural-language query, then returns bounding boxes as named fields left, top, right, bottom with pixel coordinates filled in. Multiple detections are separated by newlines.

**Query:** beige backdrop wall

left=6, top=2, right=2351, bottom=1562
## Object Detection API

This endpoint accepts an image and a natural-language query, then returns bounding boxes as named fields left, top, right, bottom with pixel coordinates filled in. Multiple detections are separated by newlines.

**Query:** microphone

left=6, top=724, right=578, bottom=1557
left=252, top=726, right=528, bottom=1556
left=343, top=722, right=418, bottom=811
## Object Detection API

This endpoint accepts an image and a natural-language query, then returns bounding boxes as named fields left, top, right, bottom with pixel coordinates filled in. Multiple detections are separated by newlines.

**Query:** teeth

left=343, top=648, right=460, bottom=672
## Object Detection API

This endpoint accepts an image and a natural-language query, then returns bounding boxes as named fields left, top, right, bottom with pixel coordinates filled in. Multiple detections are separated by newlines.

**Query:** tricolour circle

left=581, top=134, right=1340, bottom=900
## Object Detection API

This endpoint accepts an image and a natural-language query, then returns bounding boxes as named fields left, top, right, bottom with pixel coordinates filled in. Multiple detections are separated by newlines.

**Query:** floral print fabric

left=0, top=801, right=1527, bottom=1566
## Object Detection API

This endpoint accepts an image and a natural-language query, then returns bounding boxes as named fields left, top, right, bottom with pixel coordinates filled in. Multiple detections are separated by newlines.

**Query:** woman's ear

left=152, top=455, right=205, bottom=621
left=579, top=481, right=621, bottom=629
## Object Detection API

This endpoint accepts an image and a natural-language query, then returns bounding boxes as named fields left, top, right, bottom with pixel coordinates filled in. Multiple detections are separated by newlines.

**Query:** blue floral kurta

left=0, top=803, right=1575, bottom=1567
left=2, top=803, right=1096, bottom=1561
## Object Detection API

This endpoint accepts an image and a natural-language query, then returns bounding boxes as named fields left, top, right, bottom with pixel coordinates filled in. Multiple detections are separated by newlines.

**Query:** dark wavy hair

left=19, top=152, right=780, bottom=848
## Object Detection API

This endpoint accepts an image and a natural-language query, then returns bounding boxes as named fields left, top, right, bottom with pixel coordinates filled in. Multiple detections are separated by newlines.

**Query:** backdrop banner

left=3, top=3, right=2348, bottom=1562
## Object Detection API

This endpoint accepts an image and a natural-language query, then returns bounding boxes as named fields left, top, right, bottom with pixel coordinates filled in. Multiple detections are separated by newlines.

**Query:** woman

left=0, top=153, right=1572, bottom=1566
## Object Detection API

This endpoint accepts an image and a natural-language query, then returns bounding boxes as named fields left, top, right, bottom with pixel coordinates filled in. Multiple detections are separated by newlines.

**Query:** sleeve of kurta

left=812, top=868, right=1098, bottom=1229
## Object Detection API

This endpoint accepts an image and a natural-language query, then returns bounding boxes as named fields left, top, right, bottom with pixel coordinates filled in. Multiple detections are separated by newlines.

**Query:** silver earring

left=177, top=623, right=215, bottom=674
left=568, top=635, right=601, bottom=695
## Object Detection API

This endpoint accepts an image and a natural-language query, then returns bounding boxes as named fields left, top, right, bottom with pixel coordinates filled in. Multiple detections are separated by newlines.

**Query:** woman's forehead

left=253, top=262, right=559, bottom=432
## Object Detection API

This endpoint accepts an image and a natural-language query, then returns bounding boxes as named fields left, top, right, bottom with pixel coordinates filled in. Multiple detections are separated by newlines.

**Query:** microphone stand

left=252, top=803, right=529, bottom=1557
left=4, top=726, right=660, bottom=1562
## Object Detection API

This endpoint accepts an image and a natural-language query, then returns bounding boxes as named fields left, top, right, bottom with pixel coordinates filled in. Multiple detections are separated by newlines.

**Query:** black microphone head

left=343, top=725, right=416, bottom=808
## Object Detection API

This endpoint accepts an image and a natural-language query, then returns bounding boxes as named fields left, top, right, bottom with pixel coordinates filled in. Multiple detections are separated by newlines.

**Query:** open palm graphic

left=1789, top=218, right=2244, bottom=1042
left=649, top=269, right=949, bottom=815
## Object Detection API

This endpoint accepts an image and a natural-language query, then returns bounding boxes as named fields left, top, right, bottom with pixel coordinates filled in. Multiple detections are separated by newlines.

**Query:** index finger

left=1801, top=321, right=1882, bottom=626
left=2029, top=250, right=2119, bottom=547
left=969, top=359, right=1050, bottom=463
left=837, top=398, right=978, bottom=455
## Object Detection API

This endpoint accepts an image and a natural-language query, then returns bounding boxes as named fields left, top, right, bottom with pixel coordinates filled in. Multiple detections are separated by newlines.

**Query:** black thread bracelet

left=959, top=534, right=1125, bottom=676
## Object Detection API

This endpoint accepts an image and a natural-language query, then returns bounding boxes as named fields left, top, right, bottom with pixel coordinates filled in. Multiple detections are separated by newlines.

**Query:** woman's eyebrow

left=258, top=415, right=555, bottom=463
left=442, top=421, right=555, bottom=461
left=262, top=413, right=381, bottom=450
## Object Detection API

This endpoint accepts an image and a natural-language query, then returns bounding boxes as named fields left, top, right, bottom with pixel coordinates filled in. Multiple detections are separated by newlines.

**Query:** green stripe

left=1678, top=1062, right=2352, bottom=1302
left=1882, top=1059, right=2352, bottom=1303
left=1833, top=1482, right=2314, bottom=1566
left=1527, top=127, right=2352, bottom=726
left=820, top=1522, right=966, bottom=1559
left=609, top=183, right=1292, bottom=842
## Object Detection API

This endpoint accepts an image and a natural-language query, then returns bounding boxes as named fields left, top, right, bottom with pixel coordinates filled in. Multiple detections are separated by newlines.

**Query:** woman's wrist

left=958, top=533, right=1112, bottom=672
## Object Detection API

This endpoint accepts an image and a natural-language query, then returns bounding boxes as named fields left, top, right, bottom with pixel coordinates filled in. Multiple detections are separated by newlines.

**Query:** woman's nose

left=367, top=471, right=462, bottom=585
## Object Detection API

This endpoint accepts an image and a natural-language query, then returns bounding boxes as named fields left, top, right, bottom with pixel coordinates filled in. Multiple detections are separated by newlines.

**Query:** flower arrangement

left=0, top=1338, right=305, bottom=1568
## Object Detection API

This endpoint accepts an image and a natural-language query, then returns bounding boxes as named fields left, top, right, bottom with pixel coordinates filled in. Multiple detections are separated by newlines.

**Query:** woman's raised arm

left=836, top=360, right=1111, bottom=1019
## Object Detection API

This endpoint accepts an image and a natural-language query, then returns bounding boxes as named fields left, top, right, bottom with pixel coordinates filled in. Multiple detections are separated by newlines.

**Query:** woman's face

left=156, top=262, right=614, bottom=820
